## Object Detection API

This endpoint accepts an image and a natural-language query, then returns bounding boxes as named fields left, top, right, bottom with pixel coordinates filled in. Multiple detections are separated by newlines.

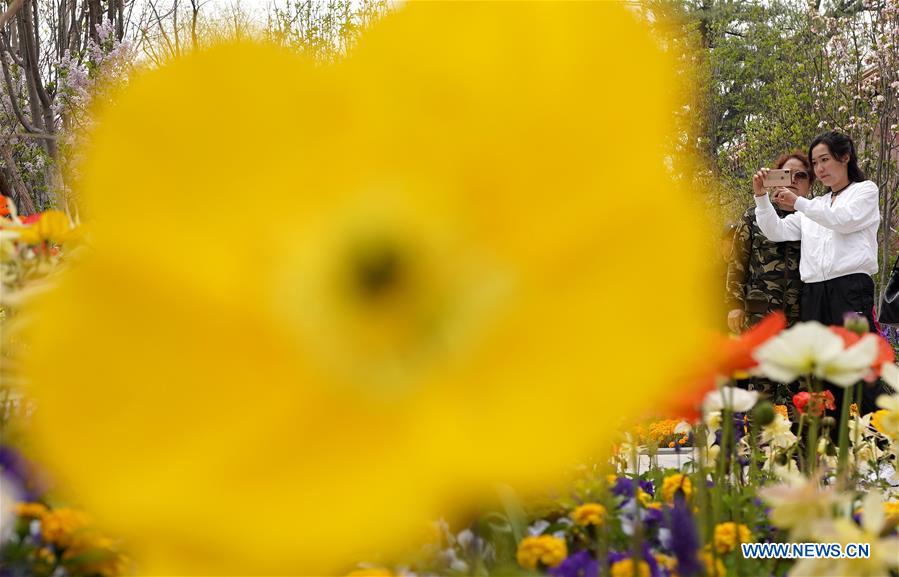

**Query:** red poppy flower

left=792, top=390, right=835, bottom=417
left=0, top=195, right=9, bottom=217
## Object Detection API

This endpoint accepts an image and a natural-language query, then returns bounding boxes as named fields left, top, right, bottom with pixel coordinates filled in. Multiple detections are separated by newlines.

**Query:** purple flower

left=643, top=506, right=663, bottom=525
left=606, top=546, right=661, bottom=577
left=0, top=445, right=45, bottom=501
left=550, top=551, right=598, bottom=577
left=666, top=497, right=701, bottom=576
left=612, top=477, right=636, bottom=498
left=613, top=477, right=655, bottom=501
left=732, top=412, right=746, bottom=443
left=643, top=543, right=661, bottom=577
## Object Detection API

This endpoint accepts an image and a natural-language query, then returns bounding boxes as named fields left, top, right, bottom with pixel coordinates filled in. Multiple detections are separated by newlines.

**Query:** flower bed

left=341, top=315, right=899, bottom=576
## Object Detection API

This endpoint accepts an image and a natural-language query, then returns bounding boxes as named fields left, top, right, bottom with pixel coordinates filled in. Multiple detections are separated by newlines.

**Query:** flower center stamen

left=351, top=240, right=404, bottom=301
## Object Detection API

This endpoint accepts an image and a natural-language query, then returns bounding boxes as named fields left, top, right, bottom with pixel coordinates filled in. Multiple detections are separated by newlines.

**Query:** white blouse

left=754, top=180, right=880, bottom=283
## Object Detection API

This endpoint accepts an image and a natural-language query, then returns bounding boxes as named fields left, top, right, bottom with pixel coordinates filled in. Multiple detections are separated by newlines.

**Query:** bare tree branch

left=0, top=0, right=24, bottom=28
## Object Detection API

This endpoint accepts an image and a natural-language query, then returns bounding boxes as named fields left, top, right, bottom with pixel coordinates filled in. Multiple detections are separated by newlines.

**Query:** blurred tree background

left=1, top=0, right=896, bottom=298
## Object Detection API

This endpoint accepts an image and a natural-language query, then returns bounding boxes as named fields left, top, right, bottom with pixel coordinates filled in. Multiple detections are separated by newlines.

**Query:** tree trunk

left=1, top=142, right=36, bottom=214
left=87, top=0, right=101, bottom=44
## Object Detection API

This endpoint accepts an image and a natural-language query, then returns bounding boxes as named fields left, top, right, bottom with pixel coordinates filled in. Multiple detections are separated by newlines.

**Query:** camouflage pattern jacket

left=726, top=205, right=802, bottom=328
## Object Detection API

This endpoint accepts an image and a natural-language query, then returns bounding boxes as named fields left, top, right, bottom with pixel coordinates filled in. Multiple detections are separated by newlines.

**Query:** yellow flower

left=871, top=408, right=899, bottom=439
left=661, top=473, right=693, bottom=504
left=637, top=489, right=653, bottom=507
left=346, top=570, right=393, bottom=576
left=885, top=502, right=899, bottom=524
left=654, top=553, right=677, bottom=572
left=37, top=547, right=56, bottom=565
left=39, top=508, right=90, bottom=548
left=24, top=3, right=712, bottom=574
left=713, top=522, right=752, bottom=554
left=774, top=404, right=789, bottom=420
left=702, top=552, right=726, bottom=577
left=63, top=534, right=131, bottom=577
left=14, top=210, right=78, bottom=245
left=610, top=559, right=651, bottom=577
left=14, top=502, right=48, bottom=518
left=572, top=503, right=606, bottom=526
left=516, top=535, right=567, bottom=570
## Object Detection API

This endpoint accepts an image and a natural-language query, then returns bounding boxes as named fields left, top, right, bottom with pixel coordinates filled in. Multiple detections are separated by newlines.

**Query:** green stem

left=716, top=408, right=733, bottom=522
left=836, top=384, right=853, bottom=480
left=806, top=415, right=819, bottom=476
left=749, top=415, right=759, bottom=487
left=786, top=415, right=804, bottom=472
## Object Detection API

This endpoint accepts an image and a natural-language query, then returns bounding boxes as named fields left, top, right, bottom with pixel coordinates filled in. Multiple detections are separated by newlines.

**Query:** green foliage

left=267, top=0, right=391, bottom=63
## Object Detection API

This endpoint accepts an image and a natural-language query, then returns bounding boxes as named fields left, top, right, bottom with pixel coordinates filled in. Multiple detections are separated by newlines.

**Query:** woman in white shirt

left=753, top=130, right=882, bottom=413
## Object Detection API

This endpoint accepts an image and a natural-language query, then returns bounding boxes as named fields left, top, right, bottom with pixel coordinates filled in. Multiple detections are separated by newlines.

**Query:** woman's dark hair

left=772, top=150, right=815, bottom=184
left=808, top=131, right=866, bottom=183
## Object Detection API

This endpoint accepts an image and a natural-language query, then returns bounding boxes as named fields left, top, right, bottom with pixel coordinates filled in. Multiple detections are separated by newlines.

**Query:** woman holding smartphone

left=753, top=130, right=882, bottom=412
left=726, top=151, right=812, bottom=334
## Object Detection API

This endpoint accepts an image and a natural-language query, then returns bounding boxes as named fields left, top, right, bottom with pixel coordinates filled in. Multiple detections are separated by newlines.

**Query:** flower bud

left=821, top=416, right=837, bottom=429
left=843, top=312, right=870, bottom=335
left=752, top=401, right=776, bottom=427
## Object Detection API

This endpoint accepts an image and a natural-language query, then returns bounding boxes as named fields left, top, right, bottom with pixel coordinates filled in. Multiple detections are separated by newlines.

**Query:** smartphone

left=763, top=169, right=791, bottom=187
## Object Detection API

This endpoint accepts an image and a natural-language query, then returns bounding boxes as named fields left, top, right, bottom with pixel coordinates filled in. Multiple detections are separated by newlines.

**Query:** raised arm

left=754, top=193, right=802, bottom=242
left=793, top=181, right=880, bottom=234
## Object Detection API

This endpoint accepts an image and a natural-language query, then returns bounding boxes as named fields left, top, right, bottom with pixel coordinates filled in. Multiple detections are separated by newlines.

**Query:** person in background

left=727, top=151, right=812, bottom=332
left=753, top=130, right=885, bottom=414
left=725, top=151, right=812, bottom=403
left=719, top=222, right=737, bottom=330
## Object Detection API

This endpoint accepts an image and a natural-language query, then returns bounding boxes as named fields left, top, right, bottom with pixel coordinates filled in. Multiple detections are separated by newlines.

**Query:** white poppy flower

left=876, top=392, right=899, bottom=414
left=753, top=322, right=878, bottom=387
left=758, top=472, right=844, bottom=540
left=702, top=386, right=759, bottom=414
left=881, top=362, right=899, bottom=390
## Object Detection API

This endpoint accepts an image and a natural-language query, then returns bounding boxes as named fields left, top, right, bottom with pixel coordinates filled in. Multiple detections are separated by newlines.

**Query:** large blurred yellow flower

left=24, top=3, right=712, bottom=574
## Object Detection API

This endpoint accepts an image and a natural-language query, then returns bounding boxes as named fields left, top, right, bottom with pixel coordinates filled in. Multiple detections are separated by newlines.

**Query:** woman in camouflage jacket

left=726, top=151, right=814, bottom=332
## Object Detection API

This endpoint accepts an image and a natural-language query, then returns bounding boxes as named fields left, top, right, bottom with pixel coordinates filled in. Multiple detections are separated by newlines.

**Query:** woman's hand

left=752, top=169, right=769, bottom=197
left=727, top=308, right=745, bottom=333
left=772, top=187, right=798, bottom=210
left=752, top=168, right=768, bottom=196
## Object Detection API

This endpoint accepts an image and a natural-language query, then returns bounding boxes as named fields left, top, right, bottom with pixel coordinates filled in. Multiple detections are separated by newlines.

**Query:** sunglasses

left=792, top=171, right=810, bottom=181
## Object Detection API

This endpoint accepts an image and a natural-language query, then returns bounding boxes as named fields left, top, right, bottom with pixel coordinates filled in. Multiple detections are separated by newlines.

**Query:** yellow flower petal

left=25, top=3, right=712, bottom=574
